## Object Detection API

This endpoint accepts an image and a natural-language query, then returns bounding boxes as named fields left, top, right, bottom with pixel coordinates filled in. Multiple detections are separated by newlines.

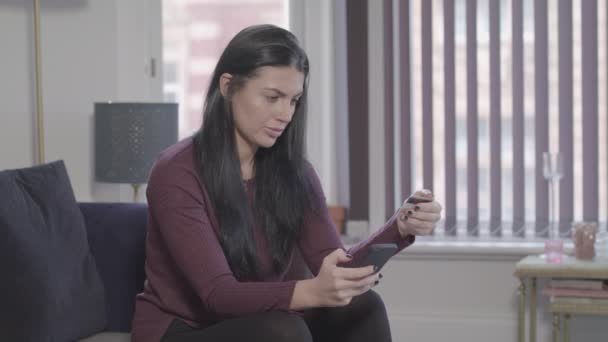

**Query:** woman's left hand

left=396, top=191, right=443, bottom=238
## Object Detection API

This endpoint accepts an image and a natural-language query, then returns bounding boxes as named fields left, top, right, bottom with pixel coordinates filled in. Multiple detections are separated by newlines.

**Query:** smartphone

left=356, top=243, right=398, bottom=273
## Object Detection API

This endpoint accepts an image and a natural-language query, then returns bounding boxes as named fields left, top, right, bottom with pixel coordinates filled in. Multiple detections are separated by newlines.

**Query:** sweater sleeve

left=147, top=162, right=296, bottom=319
left=297, top=165, right=415, bottom=275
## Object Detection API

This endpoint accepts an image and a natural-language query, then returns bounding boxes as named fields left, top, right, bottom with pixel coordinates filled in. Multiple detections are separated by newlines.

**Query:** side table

left=514, top=254, right=608, bottom=342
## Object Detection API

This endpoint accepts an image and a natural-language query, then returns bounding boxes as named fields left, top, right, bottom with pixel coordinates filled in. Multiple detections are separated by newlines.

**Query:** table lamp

left=94, top=102, right=178, bottom=202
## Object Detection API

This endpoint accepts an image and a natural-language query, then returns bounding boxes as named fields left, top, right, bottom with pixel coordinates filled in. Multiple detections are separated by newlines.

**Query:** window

left=162, top=0, right=290, bottom=138
left=403, top=0, right=607, bottom=237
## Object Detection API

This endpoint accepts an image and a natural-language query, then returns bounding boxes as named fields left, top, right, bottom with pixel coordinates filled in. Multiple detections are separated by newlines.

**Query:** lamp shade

left=95, top=102, right=178, bottom=184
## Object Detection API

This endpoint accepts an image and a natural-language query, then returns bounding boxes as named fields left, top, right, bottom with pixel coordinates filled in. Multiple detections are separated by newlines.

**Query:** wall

left=0, top=0, right=160, bottom=202
left=1, top=0, right=47, bottom=170
left=376, top=247, right=607, bottom=341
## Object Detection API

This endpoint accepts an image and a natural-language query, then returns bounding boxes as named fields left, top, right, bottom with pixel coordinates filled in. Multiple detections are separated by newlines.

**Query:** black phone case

left=359, top=243, right=398, bottom=272
left=406, top=195, right=433, bottom=204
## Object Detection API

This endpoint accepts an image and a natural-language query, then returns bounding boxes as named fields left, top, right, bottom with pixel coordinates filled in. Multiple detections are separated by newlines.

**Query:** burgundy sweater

left=130, top=138, right=415, bottom=342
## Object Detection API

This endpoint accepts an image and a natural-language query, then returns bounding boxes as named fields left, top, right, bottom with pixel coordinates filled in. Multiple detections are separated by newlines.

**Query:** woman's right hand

left=310, top=249, right=380, bottom=307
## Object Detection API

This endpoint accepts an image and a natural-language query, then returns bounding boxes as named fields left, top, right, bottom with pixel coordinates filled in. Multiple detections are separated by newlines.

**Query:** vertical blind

left=385, top=0, right=606, bottom=238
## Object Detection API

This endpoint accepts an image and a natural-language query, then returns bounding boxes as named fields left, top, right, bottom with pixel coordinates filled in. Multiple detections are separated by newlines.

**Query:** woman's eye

left=266, top=96, right=279, bottom=102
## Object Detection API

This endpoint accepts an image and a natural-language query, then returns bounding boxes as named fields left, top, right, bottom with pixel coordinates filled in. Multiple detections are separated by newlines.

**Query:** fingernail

left=379, top=273, right=383, bottom=279
left=415, top=206, right=420, bottom=211
left=374, top=280, right=380, bottom=286
left=346, top=253, right=353, bottom=259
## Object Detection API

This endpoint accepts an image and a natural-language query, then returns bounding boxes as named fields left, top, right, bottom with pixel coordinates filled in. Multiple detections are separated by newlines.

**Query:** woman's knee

left=258, top=311, right=313, bottom=342
left=352, top=290, right=387, bottom=314
left=322, top=290, right=388, bottom=324
left=312, top=291, right=391, bottom=341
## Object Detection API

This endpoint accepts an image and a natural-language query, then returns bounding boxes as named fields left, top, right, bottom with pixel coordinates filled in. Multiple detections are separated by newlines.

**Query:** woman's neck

left=235, top=132, right=257, bottom=180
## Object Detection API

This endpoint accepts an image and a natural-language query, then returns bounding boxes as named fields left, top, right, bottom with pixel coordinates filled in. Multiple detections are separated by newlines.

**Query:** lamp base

left=131, top=184, right=140, bottom=203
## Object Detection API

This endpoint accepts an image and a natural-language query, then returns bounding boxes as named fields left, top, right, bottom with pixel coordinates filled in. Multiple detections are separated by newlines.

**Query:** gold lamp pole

left=33, top=0, right=45, bottom=165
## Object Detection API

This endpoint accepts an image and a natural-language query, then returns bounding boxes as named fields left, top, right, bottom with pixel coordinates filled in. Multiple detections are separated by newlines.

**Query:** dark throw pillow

left=0, top=161, right=106, bottom=342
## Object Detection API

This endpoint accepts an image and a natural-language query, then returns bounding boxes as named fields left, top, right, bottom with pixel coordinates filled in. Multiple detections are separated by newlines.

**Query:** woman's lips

left=265, top=127, right=283, bottom=138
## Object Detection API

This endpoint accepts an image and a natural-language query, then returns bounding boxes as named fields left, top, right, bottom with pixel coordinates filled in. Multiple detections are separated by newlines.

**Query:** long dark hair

left=193, top=25, right=315, bottom=280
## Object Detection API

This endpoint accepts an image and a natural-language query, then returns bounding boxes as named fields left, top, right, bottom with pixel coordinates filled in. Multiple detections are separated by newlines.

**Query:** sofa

left=0, top=161, right=146, bottom=342
left=1, top=161, right=312, bottom=342
left=77, top=202, right=148, bottom=342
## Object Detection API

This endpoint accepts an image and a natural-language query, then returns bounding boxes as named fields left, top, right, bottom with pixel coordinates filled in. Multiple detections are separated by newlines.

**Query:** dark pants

left=161, top=290, right=392, bottom=342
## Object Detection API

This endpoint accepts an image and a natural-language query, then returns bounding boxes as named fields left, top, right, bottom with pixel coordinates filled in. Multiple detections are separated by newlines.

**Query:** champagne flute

left=543, top=152, right=564, bottom=263
left=543, top=152, right=564, bottom=233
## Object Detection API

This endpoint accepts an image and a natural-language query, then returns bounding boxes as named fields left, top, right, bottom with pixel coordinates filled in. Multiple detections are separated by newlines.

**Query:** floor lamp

left=33, top=0, right=45, bottom=165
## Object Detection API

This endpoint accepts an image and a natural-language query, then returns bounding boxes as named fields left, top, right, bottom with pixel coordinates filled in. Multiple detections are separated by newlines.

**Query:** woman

left=131, top=24, right=442, bottom=342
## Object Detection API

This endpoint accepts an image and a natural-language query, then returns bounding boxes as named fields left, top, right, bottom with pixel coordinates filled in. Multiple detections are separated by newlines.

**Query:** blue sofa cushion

left=79, top=202, right=147, bottom=332
left=0, top=161, right=106, bottom=341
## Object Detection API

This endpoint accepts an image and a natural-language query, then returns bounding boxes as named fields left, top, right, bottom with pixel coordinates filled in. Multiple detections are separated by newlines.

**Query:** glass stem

left=550, top=179, right=557, bottom=239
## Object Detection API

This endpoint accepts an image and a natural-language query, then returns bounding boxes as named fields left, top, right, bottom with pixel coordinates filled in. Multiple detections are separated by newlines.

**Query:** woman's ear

left=219, top=73, right=233, bottom=97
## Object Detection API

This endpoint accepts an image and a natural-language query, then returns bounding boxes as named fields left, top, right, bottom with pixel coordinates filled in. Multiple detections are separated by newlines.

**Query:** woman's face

left=222, top=66, right=305, bottom=150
